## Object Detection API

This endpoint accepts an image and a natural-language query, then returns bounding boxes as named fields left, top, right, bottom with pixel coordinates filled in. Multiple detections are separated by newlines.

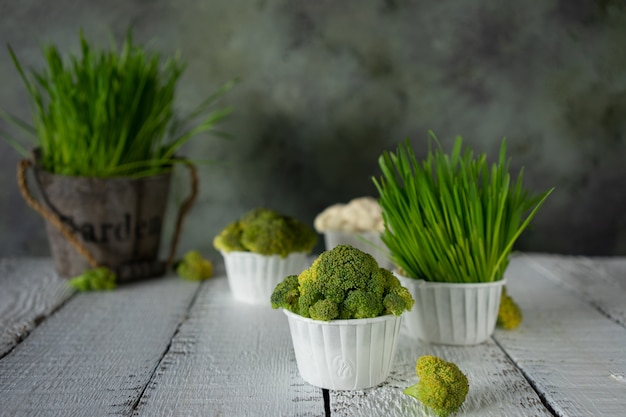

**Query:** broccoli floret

left=383, top=286, right=414, bottom=316
left=271, top=245, right=414, bottom=321
left=497, top=287, right=522, bottom=330
left=309, top=299, right=340, bottom=321
left=176, top=250, right=214, bottom=281
left=68, top=267, right=116, bottom=291
left=340, top=289, right=383, bottom=319
left=213, top=208, right=317, bottom=257
left=270, top=275, right=300, bottom=311
left=404, top=355, right=469, bottom=417
left=213, top=221, right=246, bottom=252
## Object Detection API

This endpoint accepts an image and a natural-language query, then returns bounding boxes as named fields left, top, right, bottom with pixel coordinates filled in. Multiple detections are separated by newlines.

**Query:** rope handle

left=17, top=159, right=100, bottom=268
left=17, top=158, right=199, bottom=272
left=166, top=158, right=199, bottom=266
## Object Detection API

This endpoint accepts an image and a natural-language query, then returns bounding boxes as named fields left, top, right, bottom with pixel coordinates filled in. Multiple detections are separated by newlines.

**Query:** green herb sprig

left=1, top=29, right=235, bottom=178
left=373, top=132, right=553, bottom=283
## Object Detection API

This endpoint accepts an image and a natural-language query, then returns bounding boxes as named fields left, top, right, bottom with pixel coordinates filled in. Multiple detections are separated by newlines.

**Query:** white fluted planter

left=221, top=251, right=308, bottom=304
left=283, top=310, right=403, bottom=390
left=396, top=274, right=505, bottom=345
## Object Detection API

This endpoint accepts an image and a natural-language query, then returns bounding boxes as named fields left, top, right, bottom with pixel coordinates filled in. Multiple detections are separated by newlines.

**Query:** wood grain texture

left=0, top=275, right=200, bottom=417
left=0, top=258, right=74, bottom=357
left=525, top=254, right=626, bottom=326
left=328, top=256, right=559, bottom=417
left=493, top=255, right=626, bottom=417
left=133, top=276, right=325, bottom=417
left=328, top=337, right=552, bottom=417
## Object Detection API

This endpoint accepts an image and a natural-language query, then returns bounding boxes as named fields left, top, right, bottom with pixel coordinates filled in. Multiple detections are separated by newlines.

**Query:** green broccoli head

left=270, top=245, right=414, bottom=321
left=213, top=208, right=317, bottom=257
left=176, top=250, right=214, bottom=281
left=497, top=287, right=522, bottom=330
left=403, top=355, right=469, bottom=417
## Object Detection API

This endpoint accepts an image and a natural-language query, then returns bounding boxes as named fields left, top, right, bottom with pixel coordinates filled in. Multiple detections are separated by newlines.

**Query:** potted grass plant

left=1, top=29, right=235, bottom=282
left=372, top=132, right=553, bottom=345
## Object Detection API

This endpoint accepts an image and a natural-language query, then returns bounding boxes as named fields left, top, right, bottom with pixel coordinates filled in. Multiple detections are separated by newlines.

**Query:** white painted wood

left=525, top=254, right=626, bottom=326
left=0, top=258, right=74, bottom=357
left=493, top=255, right=626, bottom=417
left=133, top=276, right=325, bottom=417
left=0, top=275, right=200, bottom=417
left=2, top=255, right=625, bottom=416
left=329, top=335, right=552, bottom=416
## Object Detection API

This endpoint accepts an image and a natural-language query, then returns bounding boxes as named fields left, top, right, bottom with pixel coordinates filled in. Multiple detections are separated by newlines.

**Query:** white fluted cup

left=221, top=251, right=308, bottom=304
left=323, top=231, right=392, bottom=269
left=283, top=310, right=403, bottom=390
left=396, top=274, right=505, bottom=345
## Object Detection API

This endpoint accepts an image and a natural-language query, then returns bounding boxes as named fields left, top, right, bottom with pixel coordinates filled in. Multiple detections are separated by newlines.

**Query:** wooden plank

left=328, top=337, right=552, bottom=417
left=0, top=275, right=200, bottom=417
left=133, top=275, right=326, bottom=417
left=0, top=258, right=74, bottom=357
left=525, top=254, right=626, bottom=326
left=493, top=255, right=626, bottom=417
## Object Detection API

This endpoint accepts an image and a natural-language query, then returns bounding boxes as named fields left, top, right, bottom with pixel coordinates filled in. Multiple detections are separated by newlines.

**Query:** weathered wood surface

left=328, top=256, right=554, bottom=416
left=492, top=255, right=626, bottom=417
left=0, top=275, right=200, bottom=417
left=132, top=276, right=325, bottom=417
left=329, top=255, right=626, bottom=417
left=0, top=258, right=74, bottom=357
left=1, top=255, right=625, bottom=416
left=329, top=338, right=552, bottom=417
left=524, top=254, right=626, bottom=326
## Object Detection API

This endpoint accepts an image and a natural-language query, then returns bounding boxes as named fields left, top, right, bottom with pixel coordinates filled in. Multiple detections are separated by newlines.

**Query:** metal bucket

left=34, top=167, right=171, bottom=281
left=18, top=150, right=197, bottom=283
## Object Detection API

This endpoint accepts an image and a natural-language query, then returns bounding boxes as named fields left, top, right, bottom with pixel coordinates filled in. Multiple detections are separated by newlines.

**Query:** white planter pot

left=221, top=251, right=308, bottom=304
left=283, top=309, right=403, bottom=390
left=323, top=230, right=392, bottom=269
left=396, top=274, right=505, bottom=345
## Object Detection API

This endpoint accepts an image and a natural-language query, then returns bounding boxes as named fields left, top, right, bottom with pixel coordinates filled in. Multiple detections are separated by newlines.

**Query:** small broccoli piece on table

left=213, top=208, right=317, bottom=257
left=176, top=251, right=213, bottom=281
left=69, top=267, right=116, bottom=291
left=497, top=287, right=522, bottom=330
left=270, top=244, right=414, bottom=320
left=404, top=355, right=469, bottom=417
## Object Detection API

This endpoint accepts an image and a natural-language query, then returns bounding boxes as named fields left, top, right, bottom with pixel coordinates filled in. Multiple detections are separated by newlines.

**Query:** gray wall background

left=1, top=0, right=626, bottom=261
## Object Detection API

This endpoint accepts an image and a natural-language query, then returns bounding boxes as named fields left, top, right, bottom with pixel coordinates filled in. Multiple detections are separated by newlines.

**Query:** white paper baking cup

left=221, top=251, right=308, bottom=304
left=396, top=274, right=505, bottom=345
left=323, top=231, right=392, bottom=269
left=283, top=309, right=403, bottom=390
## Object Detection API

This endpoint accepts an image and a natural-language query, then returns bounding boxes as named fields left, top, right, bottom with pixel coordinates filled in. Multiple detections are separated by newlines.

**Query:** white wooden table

left=1, top=254, right=625, bottom=416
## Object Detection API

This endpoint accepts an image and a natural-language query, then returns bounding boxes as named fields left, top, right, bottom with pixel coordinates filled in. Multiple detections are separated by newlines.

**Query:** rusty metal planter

left=18, top=151, right=197, bottom=283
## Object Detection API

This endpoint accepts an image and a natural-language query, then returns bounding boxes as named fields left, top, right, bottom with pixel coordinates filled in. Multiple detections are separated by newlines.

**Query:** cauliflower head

left=404, top=355, right=469, bottom=417
left=314, top=196, right=384, bottom=233
left=270, top=245, right=414, bottom=321
left=213, top=208, right=317, bottom=258
left=497, top=287, right=522, bottom=330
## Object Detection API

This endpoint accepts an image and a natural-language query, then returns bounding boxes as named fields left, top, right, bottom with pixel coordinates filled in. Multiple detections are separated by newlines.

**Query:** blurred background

left=1, top=0, right=626, bottom=260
